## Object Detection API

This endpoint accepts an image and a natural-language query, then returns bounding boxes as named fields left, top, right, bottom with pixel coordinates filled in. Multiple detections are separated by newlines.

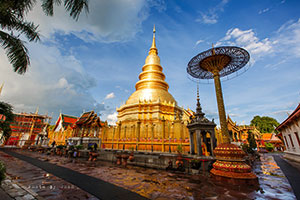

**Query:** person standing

left=51, top=140, right=56, bottom=148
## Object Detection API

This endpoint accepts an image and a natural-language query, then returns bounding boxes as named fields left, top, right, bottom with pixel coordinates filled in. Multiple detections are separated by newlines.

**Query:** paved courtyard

left=0, top=149, right=298, bottom=200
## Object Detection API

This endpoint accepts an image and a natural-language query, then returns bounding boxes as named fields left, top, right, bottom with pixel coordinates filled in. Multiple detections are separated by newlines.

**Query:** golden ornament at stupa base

left=100, top=27, right=192, bottom=153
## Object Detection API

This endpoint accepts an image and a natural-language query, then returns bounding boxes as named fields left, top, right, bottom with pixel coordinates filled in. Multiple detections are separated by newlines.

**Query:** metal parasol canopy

left=187, top=45, right=250, bottom=144
left=187, top=46, right=250, bottom=79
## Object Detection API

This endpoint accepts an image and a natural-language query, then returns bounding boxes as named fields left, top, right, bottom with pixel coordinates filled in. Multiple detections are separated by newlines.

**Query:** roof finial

left=151, top=24, right=156, bottom=50
left=0, top=82, right=4, bottom=96
left=35, top=106, right=39, bottom=114
left=195, top=83, right=204, bottom=117
left=196, top=83, right=200, bottom=107
left=212, top=43, right=216, bottom=55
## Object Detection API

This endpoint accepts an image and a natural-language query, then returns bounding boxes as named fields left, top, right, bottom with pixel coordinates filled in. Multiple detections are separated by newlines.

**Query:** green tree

left=0, top=0, right=89, bottom=74
left=0, top=101, right=14, bottom=143
left=250, top=116, right=280, bottom=133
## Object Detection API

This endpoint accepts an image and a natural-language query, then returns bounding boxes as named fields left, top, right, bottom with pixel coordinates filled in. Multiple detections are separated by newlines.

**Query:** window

left=288, top=134, right=294, bottom=147
left=284, top=136, right=289, bottom=147
left=294, top=132, right=300, bottom=147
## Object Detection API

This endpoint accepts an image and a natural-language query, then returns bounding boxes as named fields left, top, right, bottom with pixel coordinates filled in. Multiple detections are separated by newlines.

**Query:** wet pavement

left=0, top=151, right=97, bottom=200
left=273, top=154, right=300, bottom=200
left=0, top=149, right=297, bottom=200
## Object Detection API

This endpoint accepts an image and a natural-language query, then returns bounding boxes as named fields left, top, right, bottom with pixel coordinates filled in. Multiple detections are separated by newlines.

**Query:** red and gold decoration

left=210, top=143, right=257, bottom=181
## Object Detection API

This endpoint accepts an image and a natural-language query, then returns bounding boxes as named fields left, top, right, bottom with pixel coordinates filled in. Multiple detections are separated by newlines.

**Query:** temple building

left=256, top=133, right=284, bottom=152
left=48, top=111, right=104, bottom=147
left=101, top=27, right=193, bottom=153
left=223, top=115, right=261, bottom=144
left=70, top=111, right=103, bottom=148
left=53, top=113, right=78, bottom=132
left=276, top=103, right=300, bottom=162
left=48, top=113, right=78, bottom=146
left=2, top=112, right=50, bottom=146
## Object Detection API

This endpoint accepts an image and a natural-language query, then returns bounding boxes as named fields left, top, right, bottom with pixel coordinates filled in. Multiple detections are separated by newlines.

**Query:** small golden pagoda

left=101, top=27, right=191, bottom=153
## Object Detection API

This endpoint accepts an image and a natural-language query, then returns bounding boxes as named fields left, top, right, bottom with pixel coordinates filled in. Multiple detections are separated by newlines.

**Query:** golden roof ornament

left=212, top=43, right=216, bottom=55
left=149, top=25, right=157, bottom=55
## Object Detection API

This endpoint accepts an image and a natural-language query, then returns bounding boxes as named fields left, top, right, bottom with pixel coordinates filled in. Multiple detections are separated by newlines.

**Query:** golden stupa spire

left=123, top=26, right=176, bottom=105
left=135, top=25, right=168, bottom=92
left=151, top=25, right=156, bottom=48
left=149, top=25, right=158, bottom=55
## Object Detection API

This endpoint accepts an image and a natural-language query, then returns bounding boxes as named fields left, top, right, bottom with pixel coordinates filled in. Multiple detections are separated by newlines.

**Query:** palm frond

left=64, top=0, right=89, bottom=21
left=0, top=101, right=14, bottom=122
left=41, top=0, right=62, bottom=16
left=14, top=20, right=40, bottom=42
left=0, top=31, right=30, bottom=74
left=8, top=0, right=37, bottom=19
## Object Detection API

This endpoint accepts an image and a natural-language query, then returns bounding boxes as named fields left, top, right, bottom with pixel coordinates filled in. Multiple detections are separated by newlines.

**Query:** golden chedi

left=117, top=26, right=182, bottom=123
left=100, top=27, right=190, bottom=153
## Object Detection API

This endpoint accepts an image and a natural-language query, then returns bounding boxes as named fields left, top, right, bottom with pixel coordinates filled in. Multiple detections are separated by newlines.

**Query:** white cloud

left=0, top=43, right=104, bottom=121
left=195, top=40, right=204, bottom=46
left=258, top=8, right=270, bottom=14
left=27, top=0, right=152, bottom=42
left=198, top=13, right=218, bottom=24
left=217, top=18, right=300, bottom=64
left=218, top=28, right=273, bottom=57
left=105, top=92, right=115, bottom=100
left=274, top=18, right=300, bottom=58
left=265, top=110, right=293, bottom=118
left=106, top=112, right=118, bottom=125
left=196, top=0, right=228, bottom=24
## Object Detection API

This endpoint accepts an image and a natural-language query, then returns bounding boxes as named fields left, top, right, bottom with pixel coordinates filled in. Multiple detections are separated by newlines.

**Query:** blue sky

left=0, top=0, right=300, bottom=126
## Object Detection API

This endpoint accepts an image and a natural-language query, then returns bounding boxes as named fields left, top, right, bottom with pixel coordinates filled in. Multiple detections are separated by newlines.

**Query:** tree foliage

left=265, top=142, right=274, bottom=152
left=250, top=115, right=280, bottom=133
left=0, top=101, right=14, bottom=143
left=0, top=0, right=89, bottom=74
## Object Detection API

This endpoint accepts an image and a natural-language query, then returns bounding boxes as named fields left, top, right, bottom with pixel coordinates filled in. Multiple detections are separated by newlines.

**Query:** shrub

left=75, top=145, right=83, bottom=150
left=265, top=143, right=274, bottom=152
left=241, top=143, right=254, bottom=154
left=56, top=145, right=65, bottom=149
left=0, top=161, right=6, bottom=183
left=177, top=144, right=183, bottom=154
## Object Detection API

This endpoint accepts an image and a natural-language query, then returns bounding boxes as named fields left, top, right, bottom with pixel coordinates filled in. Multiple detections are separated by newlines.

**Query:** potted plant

left=66, top=145, right=74, bottom=158
left=176, top=144, right=184, bottom=171
left=74, top=145, right=83, bottom=158
left=190, top=159, right=201, bottom=174
left=115, top=153, right=122, bottom=165
left=56, top=145, right=65, bottom=156
left=122, top=153, right=129, bottom=167
left=129, top=147, right=135, bottom=162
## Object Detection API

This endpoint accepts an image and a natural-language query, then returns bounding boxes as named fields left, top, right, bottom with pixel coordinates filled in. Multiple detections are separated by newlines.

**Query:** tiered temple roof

left=53, top=113, right=78, bottom=132
left=75, top=111, right=102, bottom=128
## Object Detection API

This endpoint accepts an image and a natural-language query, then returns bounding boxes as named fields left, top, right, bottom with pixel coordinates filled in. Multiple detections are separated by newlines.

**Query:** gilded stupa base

left=210, top=143, right=258, bottom=185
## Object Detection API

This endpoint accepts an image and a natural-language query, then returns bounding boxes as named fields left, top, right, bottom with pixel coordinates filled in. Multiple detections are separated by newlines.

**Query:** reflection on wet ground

left=0, top=151, right=98, bottom=200
left=0, top=150, right=297, bottom=200
left=254, top=154, right=295, bottom=200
